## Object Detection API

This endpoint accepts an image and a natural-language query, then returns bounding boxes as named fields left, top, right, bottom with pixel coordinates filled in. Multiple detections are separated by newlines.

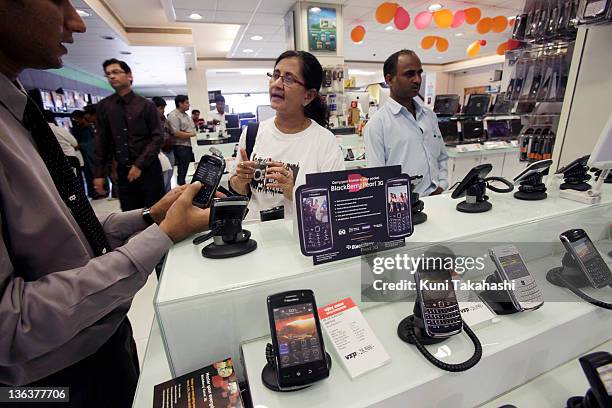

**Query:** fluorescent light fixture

left=385, top=25, right=394, bottom=31
left=250, top=35, right=263, bottom=41
left=76, top=9, right=90, bottom=18
left=428, top=4, right=443, bottom=12
left=348, top=69, right=375, bottom=75
left=189, top=13, right=203, bottom=20
left=310, top=7, right=321, bottom=13
left=243, top=49, right=254, bottom=53
left=182, top=51, right=192, bottom=55
left=120, top=51, right=132, bottom=55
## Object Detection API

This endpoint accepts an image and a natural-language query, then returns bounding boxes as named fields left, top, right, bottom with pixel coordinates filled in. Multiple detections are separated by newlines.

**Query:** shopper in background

left=364, top=49, right=448, bottom=196
left=230, top=50, right=344, bottom=220
left=95, top=58, right=165, bottom=210
left=208, top=94, right=227, bottom=132
left=153, top=96, right=175, bottom=192
left=168, top=94, right=196, bottom=185
left=83, top=103, right=97, bottom=125
left=71, top=109, right=98, bottom=198
left=86, top=103, right=119, bottom=200
left=45, top=110, right=84, bottom=184
left=191, top=108, right=203, bottom=131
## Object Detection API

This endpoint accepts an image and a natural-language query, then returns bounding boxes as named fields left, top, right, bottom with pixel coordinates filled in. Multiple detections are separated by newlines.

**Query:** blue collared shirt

left=364, top=97, right=449, bottom=196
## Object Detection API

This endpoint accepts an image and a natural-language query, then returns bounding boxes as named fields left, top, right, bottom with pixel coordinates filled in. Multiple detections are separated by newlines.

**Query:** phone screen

left=193, top=155, right=224, bottom=205
left=301, top=189, right=332, bottom=254
left=273, top=302, right=323, bottom=368
left=498, top=253, right=530, bottom=280
left=570, top=237, right=598, bottom=263
left=421, top=269, right=457, bottom=308
left=387, top=180, right=412, bottom=237
left=596, top=363, right=612, bottom=396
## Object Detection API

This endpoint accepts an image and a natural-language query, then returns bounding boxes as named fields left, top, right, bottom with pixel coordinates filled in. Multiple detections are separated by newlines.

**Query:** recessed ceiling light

left=101, top=35, right=115, bottom=40
left=455, top=32, right=464, bottom=37
left=310, top=7, right=321, bottom=13
left=428, top=4, right=443, bottom=12
left=76, top=9, right=90, bottom=18
left=437, top=56, right=443, bottom=59
left=385, top=25, right=394, bottom=31
left=189, top=13, right=203, bottom=20
left=120, top=51, right=132, bottom=55
left=182, top=51, right=192, bottom=55
left=250, top=35, right=263, bottom=41
left=243, top=49, right=254, bottom=53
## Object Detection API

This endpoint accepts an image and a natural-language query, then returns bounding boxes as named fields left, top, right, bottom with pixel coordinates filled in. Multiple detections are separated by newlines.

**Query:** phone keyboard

left=424, top=305, right=462, bottom=331
left=389, top=213, right=410, bottom=234
left=585, top=259, right=612, bottom=287
left=305, top=227, right=331, bottom=251
left=515, top=280, right=543, bottom=303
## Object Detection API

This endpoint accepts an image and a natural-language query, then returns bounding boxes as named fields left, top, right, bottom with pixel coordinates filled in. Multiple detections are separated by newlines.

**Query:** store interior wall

left=446, top=64, right=502, bottom=105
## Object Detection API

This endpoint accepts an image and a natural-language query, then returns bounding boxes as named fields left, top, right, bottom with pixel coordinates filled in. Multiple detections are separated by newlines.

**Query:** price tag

left=318, top=298, right=390, bottom=379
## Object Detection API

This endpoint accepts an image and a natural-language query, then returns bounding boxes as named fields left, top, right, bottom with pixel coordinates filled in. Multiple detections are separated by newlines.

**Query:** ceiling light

left=189, top=13, right=203, bottom=20
left=101, top=35, right=115, bottom=40
left=76, top=9, right=90, bottom=18
left=182, top=51, right=192, bottom=56
left=243, top=49, right=254, bottom=53
left=310, top=7, right=321, bottom=13
left=428, top=4, right=443, bottom=12
left=120, top=51, right=132, bottom=55
left=455, top=32, right=464, bottom=37
left=385, top=25, right=394, bottom=31
left=250, top=35, right=263, bottom=41
left=348, top=69, right=375, bottom=75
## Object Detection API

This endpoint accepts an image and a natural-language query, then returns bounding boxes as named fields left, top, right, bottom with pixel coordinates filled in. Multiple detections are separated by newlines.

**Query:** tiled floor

left=90, top=197, right=157, bottom=367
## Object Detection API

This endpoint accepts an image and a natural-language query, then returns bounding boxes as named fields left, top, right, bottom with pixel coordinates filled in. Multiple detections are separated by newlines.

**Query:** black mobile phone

left=578, top=351, right=612, bottom=408
left=385, top=177, right=413, bottom=238
left=299, top=187, right=333, bottom=255
left=267, top=290, right=329, bottom=390
left=192, top=154, right=226, bottom=208
left=560, top=229, right=612, bottom=288
left=345, top=148, right=355, bottom=161
left=556, top=154, right=590, bottom=175
left=415, top=265, right=463, bottom=338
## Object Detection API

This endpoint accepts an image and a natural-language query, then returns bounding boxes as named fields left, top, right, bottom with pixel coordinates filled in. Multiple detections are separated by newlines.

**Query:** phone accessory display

left=518, top=126, right=556, bottom=163
left=577, top=0, right=612, bottom=25
left=513, top=159, right=553, bottom=200
left=546, top=229, right=612, bottom=310
left=566, top=351, right=612, bottom=408
left=515, top=0, right=579, bottom=43
left=410, top=175, right=427, bottom=225
left=396, top=247, right=482, bottom=372
left=192, top=197, right=257, bottom=259
left=261, top=343, right=332, bottom=393
left=556, top=154, right=592, bottom=191
left=450, top=164, right=514, bottom=213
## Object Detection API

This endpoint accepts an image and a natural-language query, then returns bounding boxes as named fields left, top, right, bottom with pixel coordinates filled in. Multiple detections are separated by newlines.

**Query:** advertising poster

left=296, top=166, right=413, bottom=265
left=307, top=7, right=337, bottom=52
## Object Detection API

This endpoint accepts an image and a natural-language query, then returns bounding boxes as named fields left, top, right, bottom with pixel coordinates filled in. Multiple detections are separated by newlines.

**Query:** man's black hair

left=175, top=95, right=189, bottom=108
left=192, top=109, right=200, bottom=115
left=383, top=49, right=418, bottom=78
left=83, top=104, right=96, bottom=115
left=70, top=110, right=85, bottom=119
left=102, top=58, right=132, bottom=74
left=214, top=94, right=225, bottom=103
left=152, top=96, right=167, bottom=108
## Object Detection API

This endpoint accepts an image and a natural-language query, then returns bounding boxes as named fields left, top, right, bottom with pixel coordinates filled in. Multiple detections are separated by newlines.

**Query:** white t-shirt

left=208, top=110, right=226, bottom=132
left=232, top=117, right=345, bottom=221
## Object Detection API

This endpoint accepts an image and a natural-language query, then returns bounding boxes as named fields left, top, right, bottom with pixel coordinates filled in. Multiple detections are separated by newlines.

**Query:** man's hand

left=94, top=178, right=107, bottom=196
left=431, top=186, right=444, bottom=196
left=159, top=182, right=212, bottom=243
left=266, top=161, right=294, bottom=200
left=149, top=185, right=188, bottom=224
left=127, top=166, right=142, bottom=182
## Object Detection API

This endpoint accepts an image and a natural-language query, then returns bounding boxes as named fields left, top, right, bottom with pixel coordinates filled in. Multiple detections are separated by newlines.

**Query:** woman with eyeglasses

left=229, top=50, right=344, bottom=220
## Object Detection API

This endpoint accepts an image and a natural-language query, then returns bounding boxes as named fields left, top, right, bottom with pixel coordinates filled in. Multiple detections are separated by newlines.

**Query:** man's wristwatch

left=142, top=207, right=155, bottom=226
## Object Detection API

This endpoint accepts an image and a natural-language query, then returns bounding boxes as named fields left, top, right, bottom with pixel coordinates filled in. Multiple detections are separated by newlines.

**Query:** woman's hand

left=266, top=161, right=294, bottom=200
left=230, top=148, right=256, bottom=195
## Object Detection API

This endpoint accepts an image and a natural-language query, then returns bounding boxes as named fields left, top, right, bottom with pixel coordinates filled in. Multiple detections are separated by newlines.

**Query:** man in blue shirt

left=365, top=50, right=448, bottom=196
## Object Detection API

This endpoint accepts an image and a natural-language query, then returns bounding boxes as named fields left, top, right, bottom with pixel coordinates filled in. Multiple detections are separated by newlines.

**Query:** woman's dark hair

left=274, top=50, right=328, bottom=127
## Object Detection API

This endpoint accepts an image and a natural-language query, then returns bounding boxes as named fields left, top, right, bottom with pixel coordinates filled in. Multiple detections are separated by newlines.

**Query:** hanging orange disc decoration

left=433, top=9, right=453, bottom=28
left=436, top=37, right=449, bottom=52
left=351, top=25, right=366, bottom=43
left=476, top=17, right=493, bottom=34
left=414, top=11, right=433, bottom=29
left=394, top=6, right=411, bottom=30
left=421, top=36, right=437, bottom=50
left=464, top=7, right=482, bottom=25
left=451, top=10, right=466, bottom=28
left=497, top=41, right=509, bottom=55
left=492, top=16, right=508, bottom=32
left=375, top=2, right=399, bottom=24
left=467, top=40, right=481, bottom=57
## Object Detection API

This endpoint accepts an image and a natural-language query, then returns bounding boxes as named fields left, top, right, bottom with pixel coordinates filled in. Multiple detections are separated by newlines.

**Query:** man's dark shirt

left=95, top=91, right=162, bottom=177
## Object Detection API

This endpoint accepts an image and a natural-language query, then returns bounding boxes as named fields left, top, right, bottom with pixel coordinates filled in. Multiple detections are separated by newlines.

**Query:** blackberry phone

left=385, top=177, right=413, bottom=238
left=192, top=154, right=226, bottom=208
left=578, top=352, right=612, bottom=408
left=345, top=148, right=355, bottom=161
left=560, top=229, right=612, bottom=288
left=267, top=290, right=329, bottom=390
left=299, top=187, right=333, bottom=255
left=415, top=266, right=463, bottom=338
left=489, top=245, right=544, bottom=311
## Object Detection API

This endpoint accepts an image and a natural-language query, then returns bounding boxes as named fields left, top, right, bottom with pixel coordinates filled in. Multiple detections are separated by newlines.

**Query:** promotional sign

left=296, top=166, right=413, bottom=265
left=307, top=7, right=337, bottom=52
left=318, top=298, right=390, bottom=379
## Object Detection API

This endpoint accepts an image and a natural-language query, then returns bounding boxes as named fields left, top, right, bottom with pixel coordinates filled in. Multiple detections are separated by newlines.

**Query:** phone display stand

left=478, top=273, right=521, bottom=315
left=546, top=252, right=591, bottom=289
left=202, top=230, right=257, bottom=259
left=397, top=300, right=483, bottom=372
left=261, top=343, right=332, bottom=393
left=566, top=390, right=604, bottom=408
left=411, top=192, right=428, bottom=225
left=456, top=179, right=493, bottom=213
left=559, top=163, right=592, bottom=191
left=514, top=172, right=548, bottom=200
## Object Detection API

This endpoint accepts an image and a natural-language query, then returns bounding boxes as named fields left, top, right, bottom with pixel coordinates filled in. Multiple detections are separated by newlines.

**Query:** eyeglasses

left=267, top=71, right=306, bottom=87
left=105, top=70, right=126, bottom=77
